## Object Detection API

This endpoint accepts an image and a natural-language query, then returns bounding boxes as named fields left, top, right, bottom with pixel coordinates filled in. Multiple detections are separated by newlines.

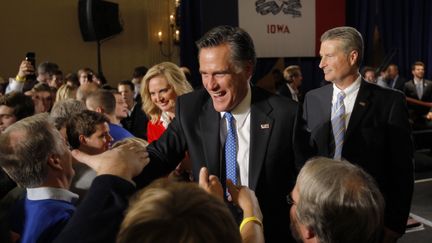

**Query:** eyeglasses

left=286, top=193, right=296, bottom=206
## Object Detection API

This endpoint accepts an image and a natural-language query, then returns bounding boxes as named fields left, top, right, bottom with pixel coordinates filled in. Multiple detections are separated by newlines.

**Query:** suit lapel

left=199, top=98, right=222, bottom=178
left=422, top=80, right=431, bottom=99
left=345, top=80, right=371, bottom=140
left=249, top=88, right=273, bottom=190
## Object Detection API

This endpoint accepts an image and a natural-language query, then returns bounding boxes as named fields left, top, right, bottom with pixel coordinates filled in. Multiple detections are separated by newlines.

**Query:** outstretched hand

left=226, top=179, right=263, bottom=220
left=198, top=167, right=224, bottom=200
left=71, top=139, right=149, bottom=183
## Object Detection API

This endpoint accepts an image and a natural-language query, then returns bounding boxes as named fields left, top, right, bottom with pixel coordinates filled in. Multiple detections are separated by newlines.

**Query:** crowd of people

left=0, top=24, right=422, bottom=243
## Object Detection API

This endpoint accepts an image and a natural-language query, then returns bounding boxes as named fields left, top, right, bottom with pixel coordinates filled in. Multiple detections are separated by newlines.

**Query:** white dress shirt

left=220, top=85, right=251, bottom=187
left=413, top=78, right=424, bottom=99
left=286, top=83, right=298, bottom=102
left=332, top=75, right=361, bottom=128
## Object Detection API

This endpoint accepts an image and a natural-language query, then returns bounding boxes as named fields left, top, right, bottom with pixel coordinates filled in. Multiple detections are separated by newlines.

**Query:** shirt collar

left=128, top=102, right=137, bottom=116
left=220, top=84, right=251, bottom=128
left=27, top=187, right=79, bottom=204
left=414, top=78, right=423, bottom=84
left=287, top=83, right=297, bottom=94
left=160, top=111, right=171, bottom=128
left=333, top=74, right=361, bottom=96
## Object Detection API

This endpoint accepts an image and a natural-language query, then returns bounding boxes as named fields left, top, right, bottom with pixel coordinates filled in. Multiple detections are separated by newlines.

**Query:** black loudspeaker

left=78, top=0, right=123, bottom=42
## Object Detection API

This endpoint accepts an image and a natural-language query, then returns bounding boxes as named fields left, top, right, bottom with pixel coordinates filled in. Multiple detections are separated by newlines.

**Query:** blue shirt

left=19, top=188, right=78, bottom=243
left=109, top=123, right=134, bottom=144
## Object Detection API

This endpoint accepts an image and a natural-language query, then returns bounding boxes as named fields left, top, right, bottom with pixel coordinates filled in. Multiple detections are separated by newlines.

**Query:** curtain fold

left=377, top=0, right=432, bottom=78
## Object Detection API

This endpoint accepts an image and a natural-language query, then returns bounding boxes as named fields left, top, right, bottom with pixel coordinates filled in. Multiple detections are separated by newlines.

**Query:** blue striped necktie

left=331, top=91, right=346, bottom=160
left=224, top=112, right=237, bottom=185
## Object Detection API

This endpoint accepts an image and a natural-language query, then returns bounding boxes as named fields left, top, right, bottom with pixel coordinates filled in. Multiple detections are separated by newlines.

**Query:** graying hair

left=50, top=99, right=87, bottom=130
left=295, top=157, right=384, bottom=243
left=0, top=113, right=66, bottom=187
left=196, top=25, right=256, bottom=72
left=321, top=26, right=364, bottom=67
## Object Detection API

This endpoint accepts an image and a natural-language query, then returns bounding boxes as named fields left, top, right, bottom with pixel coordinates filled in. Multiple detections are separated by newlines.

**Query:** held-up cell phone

left=25, top=52, right=36, bottom=81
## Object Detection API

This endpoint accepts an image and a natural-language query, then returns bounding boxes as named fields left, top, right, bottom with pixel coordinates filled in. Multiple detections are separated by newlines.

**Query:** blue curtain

left=376, top=0, right=432, bottom=78
left=179, top=0, right=203, bottom=88
left=346, top=0, right=377, bottom=68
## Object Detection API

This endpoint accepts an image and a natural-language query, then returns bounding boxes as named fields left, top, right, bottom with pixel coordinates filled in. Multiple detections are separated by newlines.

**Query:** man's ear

left=302, top=225, right=316, bottom=240
left=79, top=134, right=87, bottom=145
left=349, top=50, right=359, bottom=66
left=244, top=61, right=254, bottom=78
left=95, top=107, right=104, bottom=114
left=47, top=154, right=62, bottom=171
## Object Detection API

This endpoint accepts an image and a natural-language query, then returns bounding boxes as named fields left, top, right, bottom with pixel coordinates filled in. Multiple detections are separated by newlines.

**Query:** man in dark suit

left=276, top=65, right=303, bottom=102
left=301, top=26, right=414, bottom=243
left=403, top=61, right=432, bottom=130
left=386, top=64, right=406, bottom=91
left=118, top=80, right=148, bottom=140
left=138, top=25, right=299, bottom=243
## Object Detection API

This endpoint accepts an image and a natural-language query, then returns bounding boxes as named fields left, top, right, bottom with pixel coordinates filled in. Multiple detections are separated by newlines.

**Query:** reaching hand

left=71, top=139, right=149, bottom=183
left=198, top=167, right=224, bottom=200
left=227, top=179, right=263, bottom=221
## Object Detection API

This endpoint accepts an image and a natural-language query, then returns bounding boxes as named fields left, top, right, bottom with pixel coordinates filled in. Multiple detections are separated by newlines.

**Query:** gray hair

left=50, top=99, right=87, bottom=130
left=0, top=113, right=66, bottom=187
left=295, top=157, right=384, bottom=243
left=196, top=25, right=256, bottom=72
left=321, top=26, right=364, bottom=67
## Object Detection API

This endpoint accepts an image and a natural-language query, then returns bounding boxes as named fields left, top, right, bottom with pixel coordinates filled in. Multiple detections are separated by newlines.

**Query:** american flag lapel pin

left=260, top=123, right=270, bottom=129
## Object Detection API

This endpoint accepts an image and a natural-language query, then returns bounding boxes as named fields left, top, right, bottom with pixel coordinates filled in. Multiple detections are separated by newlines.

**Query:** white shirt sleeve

left=5, top=78, right=24, bottom=94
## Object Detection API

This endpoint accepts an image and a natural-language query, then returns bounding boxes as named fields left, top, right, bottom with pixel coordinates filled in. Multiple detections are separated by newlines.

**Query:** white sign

left=239, top=0, right=316, bottom=57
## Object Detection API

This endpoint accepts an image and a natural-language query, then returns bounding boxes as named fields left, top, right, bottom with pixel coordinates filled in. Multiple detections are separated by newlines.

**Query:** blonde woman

left=55, top=83, right=78, bottom=103
left=141, top=62, right=193, bottom=143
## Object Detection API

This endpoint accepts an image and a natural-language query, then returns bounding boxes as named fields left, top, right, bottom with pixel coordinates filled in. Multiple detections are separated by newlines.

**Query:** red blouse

left=147, top=119, right=166, bottom=143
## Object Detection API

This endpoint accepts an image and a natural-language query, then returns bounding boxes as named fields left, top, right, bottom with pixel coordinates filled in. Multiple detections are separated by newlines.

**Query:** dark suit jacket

left=54, top=175, right=135, bottom=243
left=404, top=79, right=432, bottom=116
left=140, top=86, right=300, bottom=243
left=391, top=76, right=407, bottom=91
left=120, top=101, right=148, bottom=140
left=404, top=79, right=432, bottom=101
left=301, top=80, right=414, bottom=234
left=276, top=83, right=302, bottom=102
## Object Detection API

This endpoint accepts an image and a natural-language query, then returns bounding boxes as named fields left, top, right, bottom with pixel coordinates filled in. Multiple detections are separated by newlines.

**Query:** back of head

left=56, top=84, right=78, bottom=102
left=320, top=26, right=364, bottom=67
left=38, top=62, right=59, bottom=76
left=0, top=91, right=35, bottom=120
left=32, top=82, right=51, bottom=93
left=196, top=25, right=256, bottom=72
left=50, top=99, right=87, bottom=130
left=295, top=157, right=384, bottom=243
left=117, top=179, right=241, bottom=243
left=64, top=72, right=80, bottom=87
left=86, top=89, right=116, bottom=115
left=0, top=113, right=66, bottom=188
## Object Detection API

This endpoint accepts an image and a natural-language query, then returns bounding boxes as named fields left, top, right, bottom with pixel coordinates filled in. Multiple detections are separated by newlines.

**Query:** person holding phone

left=6, top=54, right=59, bottom=94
